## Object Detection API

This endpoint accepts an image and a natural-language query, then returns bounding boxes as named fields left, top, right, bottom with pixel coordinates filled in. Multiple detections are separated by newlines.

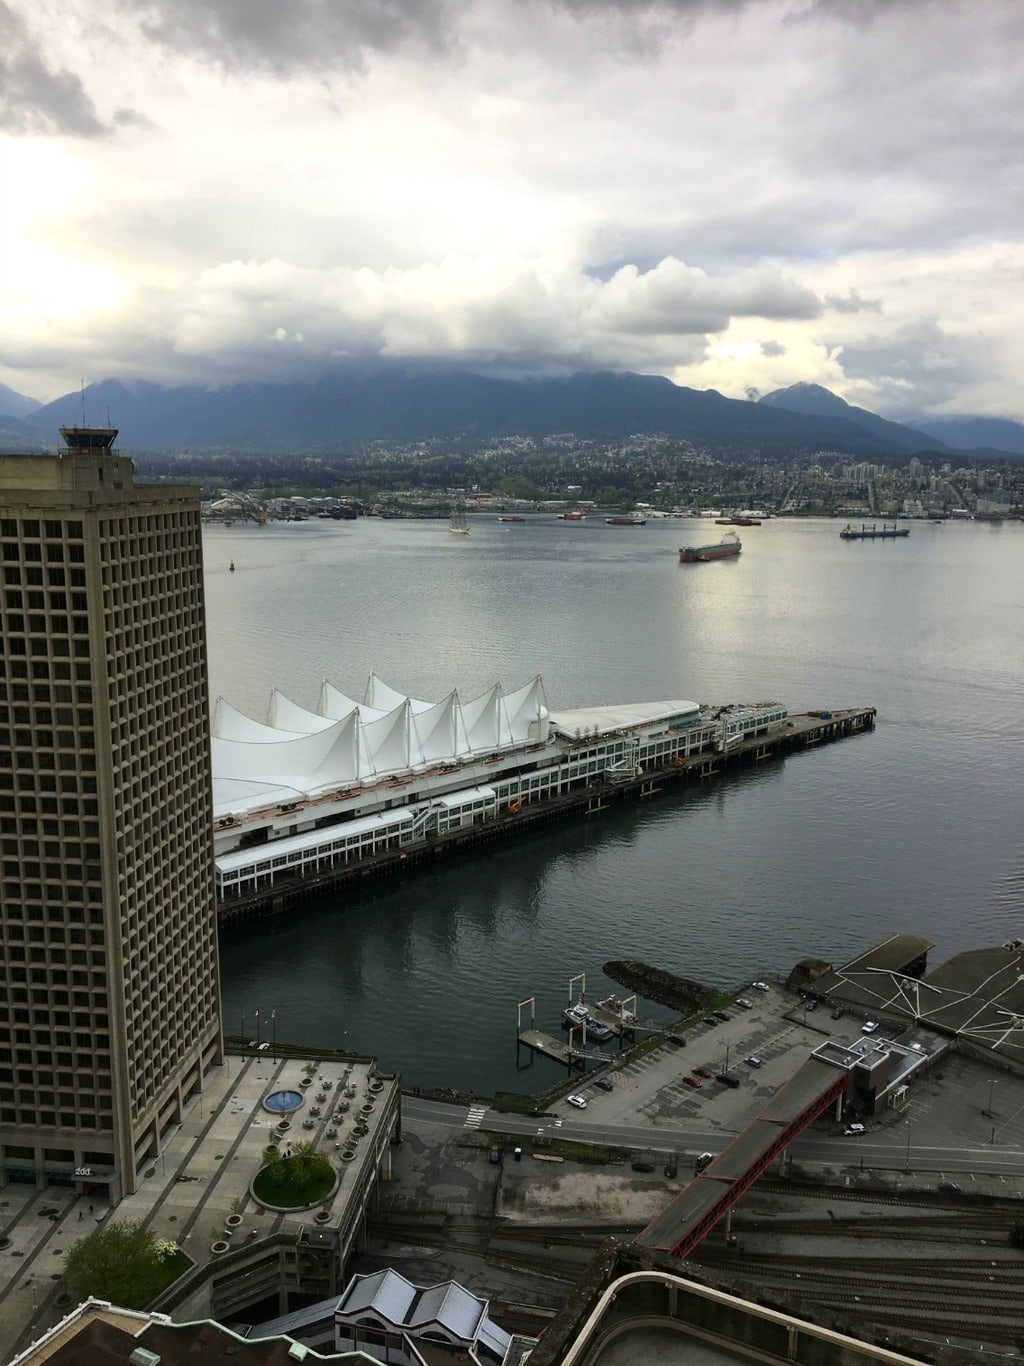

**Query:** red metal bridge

left=637, top=1058, right=848, bottom=1258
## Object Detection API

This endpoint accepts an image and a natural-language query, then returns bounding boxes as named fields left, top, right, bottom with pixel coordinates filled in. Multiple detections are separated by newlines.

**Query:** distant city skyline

left=2, top=0, right=1022, bottom=422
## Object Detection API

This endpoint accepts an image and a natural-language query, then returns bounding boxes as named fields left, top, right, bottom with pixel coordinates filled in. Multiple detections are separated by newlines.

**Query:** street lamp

left=984, top=1078, right=996, bottom=1118
left=904, top=1108, right=912, bottom=1173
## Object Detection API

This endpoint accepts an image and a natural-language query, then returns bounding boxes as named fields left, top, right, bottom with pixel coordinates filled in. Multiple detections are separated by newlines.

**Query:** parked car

left=744, top=1055, right=762, bottom=1068
left=937, top=1180, right=962, bottom=1193
left=668, top=1033, right=686, bottom=1046
left=861, top=1020, right=879, bottom=1034
left=751, top=981, right=770, bottom=992
left=594, top=1077, right=614, bottom=1092
left=736, top=997, right=754, bottom=1009
left=804, top=999, right=818, bottom=1011
left=489, top=1146, right=501, bottom=1164
left=258, top=1040, right=271, bottom=1051
left=683, top=1074, right=702, bottom=1089
left=695, top=1152, right=714, bottom=1172
left=830, top=1005, right=846, bottom=1019
left=567, top=1094, right=587, bottom=1109
left=693, top=1066, right=713, bottom=1079
left=713, top=1010, right=731, bottom=1022
left=844, top=1123, right=866, bottom=1135
left=716, top=1072, right=740, bottom=1088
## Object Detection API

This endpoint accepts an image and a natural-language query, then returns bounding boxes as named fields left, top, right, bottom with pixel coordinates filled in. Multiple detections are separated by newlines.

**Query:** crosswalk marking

left=464, top=1104, right=489, bottom=1129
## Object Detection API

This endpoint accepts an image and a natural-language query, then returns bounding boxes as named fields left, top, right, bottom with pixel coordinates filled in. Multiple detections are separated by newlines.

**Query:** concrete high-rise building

left=0, top=427, right=222, bottom=1203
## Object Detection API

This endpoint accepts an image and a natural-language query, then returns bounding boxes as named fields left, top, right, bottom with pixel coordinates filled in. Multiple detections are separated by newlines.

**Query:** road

left=401, top=1094, right=1024, bottom=1180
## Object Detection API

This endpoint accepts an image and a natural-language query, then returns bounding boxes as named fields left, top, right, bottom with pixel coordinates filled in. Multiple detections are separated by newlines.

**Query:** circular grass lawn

left=252, top=1155, right=336, bottom=1210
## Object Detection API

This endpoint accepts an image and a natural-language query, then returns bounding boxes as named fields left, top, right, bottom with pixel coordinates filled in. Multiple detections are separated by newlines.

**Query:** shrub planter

left=300, top=1077, right=313, bottom=1088
left=250, top=1157, right=339, bottom=1213
left=359, top=1102, right=374, bottom=1116
left=341, top=1149, right=357, bottom=1162
left=369, top=1080, right=384, bottom=1094
left=211, top=1240, right=230, bottom=1255
left=226, top=1213, right=243, bottom=1230
left=276, top=1120, right=291, bottom=1133
left=314, top=1210, right=331, bottom=1224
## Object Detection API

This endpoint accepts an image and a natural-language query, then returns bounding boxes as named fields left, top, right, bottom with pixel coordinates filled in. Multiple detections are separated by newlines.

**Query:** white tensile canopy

left=212, top=675, right=550, bottom=815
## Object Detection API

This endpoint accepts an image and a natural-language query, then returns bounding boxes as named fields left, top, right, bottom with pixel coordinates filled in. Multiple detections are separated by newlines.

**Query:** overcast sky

left=1, top=0, right=1021, bottom=419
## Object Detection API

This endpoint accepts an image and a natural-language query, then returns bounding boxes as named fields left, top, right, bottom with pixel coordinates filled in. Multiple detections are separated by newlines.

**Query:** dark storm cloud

left=0, top=2, right=109, bottom=136
left=133, top=0, right=456, bottom=74
left=836, top=318, right=997, bottom=418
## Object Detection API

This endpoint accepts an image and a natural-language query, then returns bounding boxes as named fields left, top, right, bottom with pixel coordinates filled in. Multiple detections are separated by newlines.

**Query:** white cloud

left=1, top=0, right=1022, bottom=418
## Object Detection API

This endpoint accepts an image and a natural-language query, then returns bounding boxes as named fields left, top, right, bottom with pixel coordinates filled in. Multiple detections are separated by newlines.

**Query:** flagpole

left=255, top=1008, right=261, bottom=1046
left=271, top=1009, right=277, bottom=1048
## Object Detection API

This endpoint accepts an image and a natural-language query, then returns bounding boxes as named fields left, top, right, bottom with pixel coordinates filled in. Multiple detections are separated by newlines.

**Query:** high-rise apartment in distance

left=0, top=426, right=222, bottom=1202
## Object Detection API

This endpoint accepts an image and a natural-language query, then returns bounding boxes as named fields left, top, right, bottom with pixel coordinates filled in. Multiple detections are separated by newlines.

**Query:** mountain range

left=2, top=370, right=1022, bottom=459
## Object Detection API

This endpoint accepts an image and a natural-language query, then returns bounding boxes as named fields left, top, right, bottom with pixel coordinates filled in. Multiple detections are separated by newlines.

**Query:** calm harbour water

left=205, top=514, right=1024, bottom=1093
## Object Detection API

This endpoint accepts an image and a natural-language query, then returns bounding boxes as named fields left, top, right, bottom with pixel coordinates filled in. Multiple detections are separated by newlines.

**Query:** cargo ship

left=839, top=523, right=910, bottom=540
left=679, top=530, right=742, bottom=562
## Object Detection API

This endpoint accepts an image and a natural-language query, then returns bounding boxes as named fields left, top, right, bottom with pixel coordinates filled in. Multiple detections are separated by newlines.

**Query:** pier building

left=0, top=429, right=222, bottom=1201
left=211, top=683, right=800, bottom=913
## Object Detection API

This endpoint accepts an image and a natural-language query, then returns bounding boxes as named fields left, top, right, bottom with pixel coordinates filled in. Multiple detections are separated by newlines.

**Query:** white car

left=567, top=1094, right=588, bottom=1109
left=844, top=1123, right=866, bottom=1135
left=751, top=981, right=770, bottom=992
left=861, top=1020, right=879, bottom=1034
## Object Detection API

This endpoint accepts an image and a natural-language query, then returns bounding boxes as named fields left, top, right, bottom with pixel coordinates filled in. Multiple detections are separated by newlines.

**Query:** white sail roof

left=212, top=675, right=550, bottom=816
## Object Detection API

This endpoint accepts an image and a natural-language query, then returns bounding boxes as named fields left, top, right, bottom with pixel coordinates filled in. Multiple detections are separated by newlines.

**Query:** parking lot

left=552, top=980, right=1024, bottom=1165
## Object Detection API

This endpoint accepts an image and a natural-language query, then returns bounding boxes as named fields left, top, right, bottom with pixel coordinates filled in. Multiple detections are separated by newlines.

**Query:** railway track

left=370, top=1194, right=1024, bottom=1352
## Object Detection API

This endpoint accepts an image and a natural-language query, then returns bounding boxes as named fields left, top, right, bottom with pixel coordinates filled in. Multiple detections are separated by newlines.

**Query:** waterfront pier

left=216, top=706, right=876, bottom=925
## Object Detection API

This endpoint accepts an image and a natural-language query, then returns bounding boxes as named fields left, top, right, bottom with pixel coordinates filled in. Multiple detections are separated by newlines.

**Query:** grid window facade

left=0, top=442, right=222, bottom=1198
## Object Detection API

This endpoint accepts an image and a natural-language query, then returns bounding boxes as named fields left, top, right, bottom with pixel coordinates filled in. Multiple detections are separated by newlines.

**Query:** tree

left=63, top=1219, right=178, bottom=1309
left=289, top=1139, right=333, bottom=1193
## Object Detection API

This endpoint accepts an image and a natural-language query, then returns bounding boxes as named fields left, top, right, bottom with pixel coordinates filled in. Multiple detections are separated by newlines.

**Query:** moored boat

left=557, top=510, right=586, bottom=521
left=597, top=995, right=637, bottom=1024
left=497, top=515, right=525, bottom=523
left=449, top=505, right=469, bottom=535
left=679, top=530, right=741, bottom=562
left=606, top=513, right=646, bottom=526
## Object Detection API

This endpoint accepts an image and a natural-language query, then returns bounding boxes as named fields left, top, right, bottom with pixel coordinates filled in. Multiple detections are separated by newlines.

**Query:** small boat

left=562, top=1001, right=613, bottom=1041
left=605, top=513, right=647, bottom=526
left=557, top=511, right=586, bottom=521
left=715, top=516, right=761, bottom=526
left=497, top=515, right=525, bottom=523
left=679, top=530, right=741, bottom=562
left=229, top=561, right=235, bottom=572
left=449, top=505, right=469, bottom=535
left=597, top=995, right=637, bottom=1024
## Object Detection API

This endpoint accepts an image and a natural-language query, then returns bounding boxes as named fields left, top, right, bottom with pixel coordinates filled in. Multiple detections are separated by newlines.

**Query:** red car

left=683, top=1075, right=702, bottom=1089
left=693, top=1066, right=713, bottom=1079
